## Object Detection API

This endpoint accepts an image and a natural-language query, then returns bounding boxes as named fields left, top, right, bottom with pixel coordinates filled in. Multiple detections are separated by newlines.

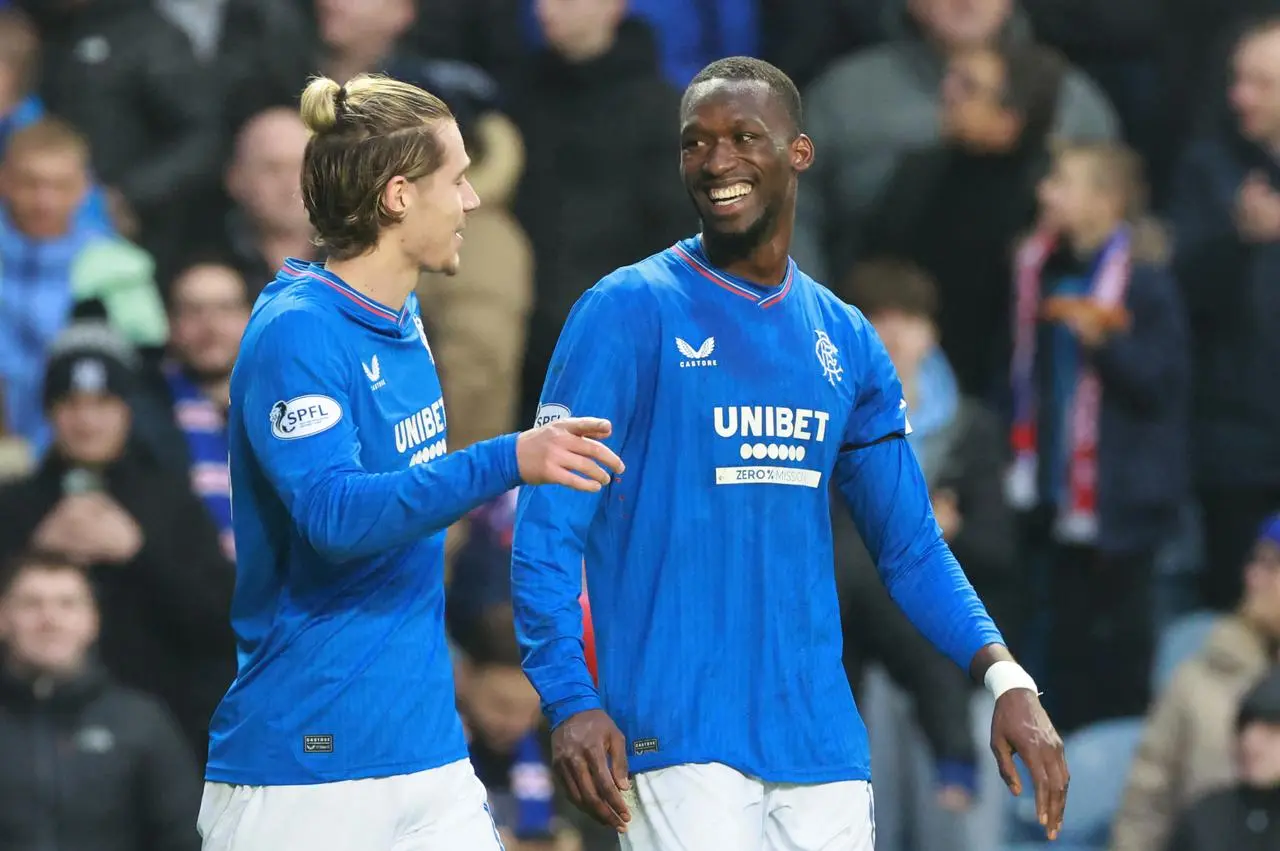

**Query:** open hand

left=517, top=418, right=624, bottom=493
left=991, top=689, right=1069, bottom=840
left=551, top=709, right=632, bottom=832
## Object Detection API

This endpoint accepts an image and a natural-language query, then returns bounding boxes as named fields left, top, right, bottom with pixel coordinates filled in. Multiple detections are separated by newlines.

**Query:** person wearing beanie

left=1164, top=666, right=1280, bottom=851
left=1114, top=515, right=1280, bottom=851
left=0, top=320, right=235, bottom=760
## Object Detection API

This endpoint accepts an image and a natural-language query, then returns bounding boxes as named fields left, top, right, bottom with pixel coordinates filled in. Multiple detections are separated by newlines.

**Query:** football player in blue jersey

left=512, top=57, right=1070, bottom=850
left=198, top=74, right=624, bottom=851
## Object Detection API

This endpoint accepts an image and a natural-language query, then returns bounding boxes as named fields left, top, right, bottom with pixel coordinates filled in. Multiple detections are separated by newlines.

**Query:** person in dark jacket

left=834, top=258, right=1021, bottom=851
left=0, top=551, right=201, bottom=851
left=1014, top=140, right=1190, bottom=733
left=511, top=4, right=695, bottom=425
left=20, top=0, right=221, bottom=259
left=861, top=40, right=1064, bottom=400
left=1171, top=18, right=1280, bottom=612
left=1166, top=664, right=1280, bottom=851
left=0, top=321, right=236, bottom=760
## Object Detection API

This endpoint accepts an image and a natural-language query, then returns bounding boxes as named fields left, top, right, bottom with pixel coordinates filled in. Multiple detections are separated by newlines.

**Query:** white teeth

left=709, top=183, right=752, bottom=204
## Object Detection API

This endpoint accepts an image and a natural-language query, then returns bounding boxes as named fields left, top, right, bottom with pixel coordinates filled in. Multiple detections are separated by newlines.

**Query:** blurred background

left=0, top=0, right=1279, bottom=849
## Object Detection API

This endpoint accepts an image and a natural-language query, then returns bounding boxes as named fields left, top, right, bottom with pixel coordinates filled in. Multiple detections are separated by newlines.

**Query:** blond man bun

left=299, top=76, right=343, bottom=135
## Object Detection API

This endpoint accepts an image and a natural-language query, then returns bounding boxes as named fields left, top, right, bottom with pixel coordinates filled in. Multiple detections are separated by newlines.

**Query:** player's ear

left=791, top=134, right=815, bottom=173
left=383, top=175, right=412, bottom=215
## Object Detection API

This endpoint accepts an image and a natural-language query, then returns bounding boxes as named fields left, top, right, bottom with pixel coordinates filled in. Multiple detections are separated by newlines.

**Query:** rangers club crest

left=412, top=315, right=434, bottom=364
left=814, top=330, right=843, bottom=386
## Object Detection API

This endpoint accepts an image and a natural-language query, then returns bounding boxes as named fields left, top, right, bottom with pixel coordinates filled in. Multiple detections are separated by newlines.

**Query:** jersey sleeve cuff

left=545, top=693, right=604, bottom=731
left=488, top=431, right=522, bottom=490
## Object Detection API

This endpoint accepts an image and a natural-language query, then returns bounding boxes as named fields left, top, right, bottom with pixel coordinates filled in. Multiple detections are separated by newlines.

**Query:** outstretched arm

left=833, top=307, right=1068, bottom=838
left=242, top=310, right=524, bottom=563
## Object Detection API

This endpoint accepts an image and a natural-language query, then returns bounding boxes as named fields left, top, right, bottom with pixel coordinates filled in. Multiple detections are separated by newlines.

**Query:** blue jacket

left=1171, top=133, right=1280, bottom=488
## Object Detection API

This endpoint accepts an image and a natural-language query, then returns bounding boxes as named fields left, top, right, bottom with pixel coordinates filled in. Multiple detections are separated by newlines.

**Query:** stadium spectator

left=512, top=0, right=693, bottom=423
left=1171, top=18, right=1280, bottom=612
left=1012, top=140, right=1190, bottom=732
left=25, top=0, right=220, bottom=255
left=1112, top=515, right=1280, bottom=851
left=457, top=613, right=557, bottom=851
left=794, top=0, right=1119, bottom=285
left=759, top=0, right=888, bottom=90
left=1164, top=665, right=1280, bottom=851
left=0, top=322, right=236, bottom=759
left=836, top=259, right=1020, bottom=851
left=0, top=8, right=111, bottom=232
left=0, top=119, right=166, bottom=453
left=859, top=41, right=1065, bottom=398
left=0, top=551, right=202, bottom=851
left=139, top=261, right=251, bottom=561
left=207, top=0, right=320, bottom=136
left=209, top=107, right=316, bottom=295
left=519, top=0, right=760, bottom=89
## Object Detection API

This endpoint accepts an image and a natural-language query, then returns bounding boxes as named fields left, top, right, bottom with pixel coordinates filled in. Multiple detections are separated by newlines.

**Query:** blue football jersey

left=512, top=237, right=1001, bottom=783
left=206, top=260, right=521, bottom=785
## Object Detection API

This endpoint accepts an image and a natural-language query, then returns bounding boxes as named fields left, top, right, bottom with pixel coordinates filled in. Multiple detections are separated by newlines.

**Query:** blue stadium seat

left=1002, top=842, right=1100, bottom=851
left=1151, top=610, right=1221, bottom=694
left=1006, top=717, right=1145, bottom=845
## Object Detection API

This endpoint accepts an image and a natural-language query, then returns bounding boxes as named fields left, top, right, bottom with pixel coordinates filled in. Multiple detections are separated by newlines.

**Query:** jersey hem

left=628, top=753, right=872, bottom=785
left=203, top=748, right=470, bottom=787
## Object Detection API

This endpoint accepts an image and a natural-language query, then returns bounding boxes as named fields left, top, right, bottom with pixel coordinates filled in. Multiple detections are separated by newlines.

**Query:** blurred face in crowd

left=0, top=564, right=98, bottom=677
left=1241, top=539, right=1280, bottom=636
left=940, top=49, right=1020, bottom=152
left=169, top=264, right=250, bottom=383
left=315, top=0, right=413, bottom=55
left=1239, top=720, right=1280, bottom=787
left=226, top=108, right=312, bottom=235
left=1, top=145, right=88, bottom=239
left=1037, top=151, right=1123, bottom=239
left=51, top=392, right=130, bottom=466
left=1231, top=29, right=1280, bottom=146
left=910, top=0, right=1011, bottom=51
left=681, top=80, right=813, bottom=255
left=536, top=0, right=625, bottom=62
left=464, top=664, right=543, bottom=753
left=392, top=119, right=479, bottom=275
left=869, top=310, right=937, bottom=382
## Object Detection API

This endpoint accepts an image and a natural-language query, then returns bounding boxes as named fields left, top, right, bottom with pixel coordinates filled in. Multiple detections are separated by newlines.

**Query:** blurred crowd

left=2, top=0, right=1280, bottom=850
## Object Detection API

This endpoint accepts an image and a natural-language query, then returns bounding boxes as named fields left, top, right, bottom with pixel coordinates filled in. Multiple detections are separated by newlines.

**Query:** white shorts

left=197, top=759, right=504, bottom=851
left=619, top=762, right=875, bottom=851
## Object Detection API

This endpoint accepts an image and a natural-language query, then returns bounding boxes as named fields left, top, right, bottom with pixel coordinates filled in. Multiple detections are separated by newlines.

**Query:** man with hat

left=0, top=320, right=234, bottom=760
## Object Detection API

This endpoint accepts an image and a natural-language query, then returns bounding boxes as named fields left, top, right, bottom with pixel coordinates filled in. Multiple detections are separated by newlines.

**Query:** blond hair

left=1052, top=139, right=1168, bottom=263
left=299, top=74, right=455, bottom=260
left=5, top=117, right=90, bottom=164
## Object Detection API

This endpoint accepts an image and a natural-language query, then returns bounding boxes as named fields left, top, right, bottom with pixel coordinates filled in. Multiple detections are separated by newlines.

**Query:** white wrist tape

left=984, top=660, right=1040, bottom=700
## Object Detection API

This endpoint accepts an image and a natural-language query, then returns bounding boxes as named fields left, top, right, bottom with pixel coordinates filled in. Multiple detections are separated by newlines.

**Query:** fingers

left=1042, top=742, right=1070, bottom=840
left=564, top=750, right=627, bottom=830
left=580, top=437, right=625, bottom=475
left=586, top=743, right=631, bottom=831
left=991, top=735, right=1020, bottom=798
left=1024, top=750, right=1052, bottom=835
left=607, top=728, right=631, bottom=791
left=559, top=417, right=614, bottom=439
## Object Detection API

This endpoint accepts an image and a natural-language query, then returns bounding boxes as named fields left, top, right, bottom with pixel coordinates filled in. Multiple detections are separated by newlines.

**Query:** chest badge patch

left=815, top=330, right=843, bottom=386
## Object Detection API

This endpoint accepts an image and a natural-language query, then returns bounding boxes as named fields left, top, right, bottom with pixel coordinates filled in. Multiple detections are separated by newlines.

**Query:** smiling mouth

left=706, top=182, right=754, bottom=206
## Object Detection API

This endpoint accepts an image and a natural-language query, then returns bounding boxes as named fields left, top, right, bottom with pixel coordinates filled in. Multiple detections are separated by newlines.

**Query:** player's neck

left=702, top=228, right=792, bottom=288
left=325, top=248, right=418, bottom=314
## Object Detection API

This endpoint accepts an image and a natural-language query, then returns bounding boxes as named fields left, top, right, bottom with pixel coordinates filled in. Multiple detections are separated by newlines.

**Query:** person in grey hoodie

left=794, top=0, right=1119, bottom=284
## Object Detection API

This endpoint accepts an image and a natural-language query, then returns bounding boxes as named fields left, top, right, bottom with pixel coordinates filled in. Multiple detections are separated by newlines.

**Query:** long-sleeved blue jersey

left=206, top=260, right=522, bottom=786
left=512, top=237, right=1003, bottom=784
